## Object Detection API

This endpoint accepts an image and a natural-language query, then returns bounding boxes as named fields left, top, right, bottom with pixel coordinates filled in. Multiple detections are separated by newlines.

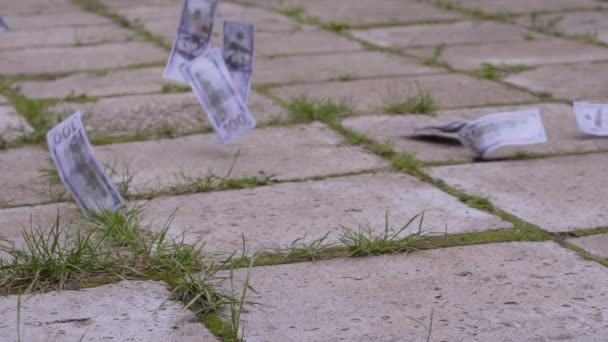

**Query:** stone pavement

left=1, top=0, right=608, bottom=341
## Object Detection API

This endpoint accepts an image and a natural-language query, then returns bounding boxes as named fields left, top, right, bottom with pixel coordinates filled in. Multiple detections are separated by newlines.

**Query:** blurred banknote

left=223, top=20, right=255, bottom=103
left=47, top=112, right=124, bottom=215
left=573, top=101, right=608, bottom=136
left=164, top=0, right=219, bottom=83
left=181, top=48, right=256, bottom=143
left=414, top=121, right=467, bottom=136
left=0, top=17, right=8, bottom=32
left=458, top=109, right=547, bottom=159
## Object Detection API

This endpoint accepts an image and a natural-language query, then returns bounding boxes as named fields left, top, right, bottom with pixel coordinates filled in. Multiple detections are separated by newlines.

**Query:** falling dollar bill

left=164, top=0, right=219, bottom=83
left=0, top=17, right=8, bottom=32
left=458, top=109, right=547, bottom=159
left=223, top=20, right=255, bottom=103
left=573, top=101, right=608, bottom=136
left=47, top=112, right=124, bottom=215
left=181, top=48, right=256, bottom=143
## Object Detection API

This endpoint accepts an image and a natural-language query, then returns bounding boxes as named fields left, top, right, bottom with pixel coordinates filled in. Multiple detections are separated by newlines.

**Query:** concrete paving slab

left=5, top=11, right=112, bottom=30
left=350, top=21, right=535, bottom=49
left=0, top=24, right=138, bottom=50
left=0, top=95, right=7, bottom=104
left=256, top=29, right=363, bottom=56
left=0, top=146, right=60, bottom=208
left=408, top=39, right=608, bottom=70
left=142, top=173, right=511, bottom=255
left=50, top=92, right=288, bottom=137
left=255, top=51, right=438, bottom=85
left=100, top=0, right=181, bottom=9
left=229, top=241, right=608, bottom=341
left=505, top=62, right=608, bottom=101
left=270, top=74, right=536, bottom=113
left=93, top=123, right=387, bottom=194
left=2, top=0, right=78, bottom=15
left=568, top=234, right=608, bottom=259
left=444, top=0, right=602, bottom=14
left=343, top=103, right=608, bottom=163
left=0, top=106, right=34, bottom=142
left=0, top=42, right=167, bottom=75
left=426, top=154, right=608, bottom=232
left=0, top=280, right=219, bottom=341
left=18, top=67, right=165, bottom=99
left=517, top=11, right=608, bottom=44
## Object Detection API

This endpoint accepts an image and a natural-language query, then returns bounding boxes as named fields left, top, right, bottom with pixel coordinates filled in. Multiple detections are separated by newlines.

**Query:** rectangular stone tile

left=568, top=234, right=608, bottom=259
left=270, top=73, right=536, bottom=113
left=514, top=11, right=608, bottom=44
left=142, top=173, right=511, bottom=255
left=50, top=92, right=288, bottom=137
left=2, top=0, right=78, bottom=15
left=426, top=154, right=608, bottom=232
left=255, top=51, right=439, bottom=85
left=343, top=103, right=608, bottom=163
left=351, top=21, right=536, bottom=49
left=94, top=123, right=387, bottom=194
left=18, top=67, right=165, bottom=99
left=408, top=39, right=608, bottom=70
left=444, top=0, right=602, bottom=14
left=0, top=42, right=167, bottom=75
left=0, top=146, right=60, bottom=208
left=256, top=29, right=363, bottom=56
left=5, top=11, right=112, bottom=30
left=505, top=62, right=608, bottom=101
left=0, top=95, right=7, bottom=104
left=0, top=24, right=138, bottom=50
left=100, top=0, right=180, bottom=8
left=0, top=106, right=34, bottom=142
left=0, top=281, right=219, bottom=341
left=229, top=242, right=608, bottom=341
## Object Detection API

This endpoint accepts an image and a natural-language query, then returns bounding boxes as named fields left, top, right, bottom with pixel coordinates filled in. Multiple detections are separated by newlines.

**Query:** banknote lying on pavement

left=164, top=0, right=219, bottom=83
left=458, top=109, right=547, bottom=159
left=414, top=121, right=467, bottom=136
left=573, top=101, right=608, bottom=136
left=181, top=48, right=256, bottom=143
left=0, top=17, right=8, bottom=32
left=223, top=20, right=255, bottom=103
left=47, top=112, right=124, bottom=215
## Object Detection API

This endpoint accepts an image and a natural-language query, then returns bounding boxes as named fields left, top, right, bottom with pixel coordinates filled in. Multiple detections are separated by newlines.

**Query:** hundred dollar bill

left=181, top=48, right=256, bottom=143
left=573, top=101, right=608, bottom=136
left=458, top=109, right=547, bottom=159
left=0, top=17, right=8, bottom=32
left=414, top=121, right=467, bottom=136
left=164, top=0, right=219, bottom=83
left=47, top=112, right=124, bottom=215
left=223, top=20, right=255, bottom=103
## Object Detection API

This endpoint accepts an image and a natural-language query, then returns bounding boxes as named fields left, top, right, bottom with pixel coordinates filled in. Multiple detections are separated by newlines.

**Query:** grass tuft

left=322, top=21, right=351, bottom=32
left=161, top=83, right=191, bottom=94
left=286, top=96, right=353, bottom=124
left=383, top=84, right=436, bottom=115
left=472, top=63, right=535, bottom=80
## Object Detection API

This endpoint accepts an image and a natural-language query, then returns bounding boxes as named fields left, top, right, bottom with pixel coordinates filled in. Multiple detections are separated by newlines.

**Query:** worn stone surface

left=271, top=73, right=536, bottom=113
left=2, top=0, right=78, bottom=15
left=93, top=123, right=386, bottom=194
left=0, top=146, right=60, bottom=208
left=427, top=154, right=608, bottom=232
left=515, top=11, right=608, bottom=44
left=0, top=95, right=7, bottom=104
left=445, top=0, right=602, bottom=13
left=50, top=92, right=287, bottom=137
left=255, top=51, right=439, bottom=85
left=343, top=103, right=608, bottom=163
left=568, top=234, right=608, bottom=259
left=256, top=29, right=363, bottom=56
left=505, top=62, right=608, bottom=101
left=0, top=106, right=33, bottom=142
left=0, top=281, right=219, bottom=341
left=230, top=242, right=608, bottom=341
left=0, top=42, right=167, bottom=75
left=0, top=24, right=138, bottom=50
left=5, top=11, right=112, bottom=30
left=18, top=67, right=166, bottom=99
left=408, top=39, right=608, bottom=70
left=142, top=173, right=510, bottom=255
left=351, top=21, right=537, bottom=49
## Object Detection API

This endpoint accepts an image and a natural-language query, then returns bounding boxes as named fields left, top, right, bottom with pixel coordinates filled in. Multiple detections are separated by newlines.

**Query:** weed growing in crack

left=383, top=83, right=436, bottom=115
left=339, top=212, right=426, bottom=256
left=472, top=63, right=535, bottom=80
left=323, top=21, right=350, bottom=32
left=286, top=96, right=353, bottom=124
left=422, top=43, right=449, bottom=68
left=161, top=83, right=191, bottom=94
